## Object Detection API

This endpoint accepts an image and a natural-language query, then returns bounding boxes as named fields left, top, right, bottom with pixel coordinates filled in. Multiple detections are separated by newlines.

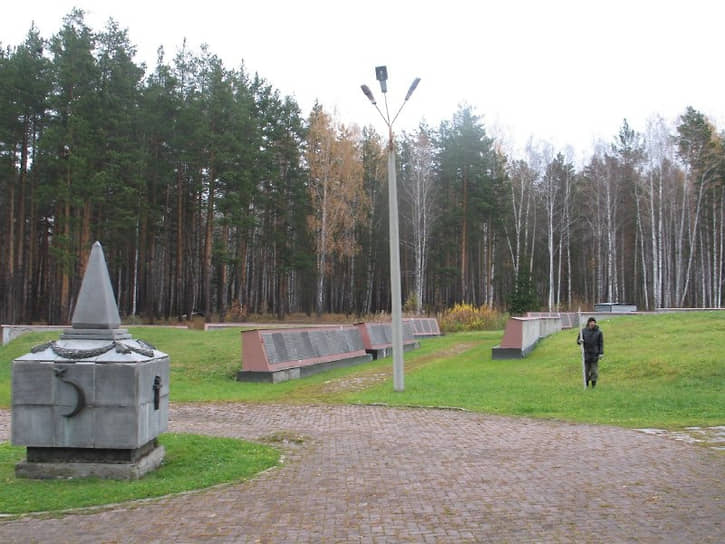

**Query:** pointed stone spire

left=62, top=242, right=129, bottom=340
left=72, top=242, right=122, bottom=329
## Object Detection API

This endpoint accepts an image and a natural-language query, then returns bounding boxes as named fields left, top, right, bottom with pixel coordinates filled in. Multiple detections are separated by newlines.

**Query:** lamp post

left=361, top=66, right=420, bottom=392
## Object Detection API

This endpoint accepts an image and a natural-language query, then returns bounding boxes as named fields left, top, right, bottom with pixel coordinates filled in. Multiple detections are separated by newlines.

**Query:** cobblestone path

left=0, top=404, right=723, bottom=543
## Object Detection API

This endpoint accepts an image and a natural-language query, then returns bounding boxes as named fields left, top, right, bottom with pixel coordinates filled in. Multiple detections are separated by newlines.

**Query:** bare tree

left=643, top=116, right=674, bottom=309
left=400, top=125, right=437, bottom=314
left=541, top=150, right=569, bottom=312
left=504, top=159, right=537, bottom=284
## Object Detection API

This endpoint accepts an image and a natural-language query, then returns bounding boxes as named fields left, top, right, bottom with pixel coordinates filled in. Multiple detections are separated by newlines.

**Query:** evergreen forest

left=1, top=10, right=724, bottom=324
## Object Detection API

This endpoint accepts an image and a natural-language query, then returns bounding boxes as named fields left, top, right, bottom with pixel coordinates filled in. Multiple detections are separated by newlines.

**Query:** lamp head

left=360, top=84, right=376, bottom=104
left=375, top=65, right=388, bottom=93
left=405, top=77, right=421, bottom=101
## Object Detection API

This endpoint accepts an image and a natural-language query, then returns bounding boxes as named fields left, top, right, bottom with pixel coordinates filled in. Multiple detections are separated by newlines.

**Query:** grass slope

left=1, top=312, right=723, bottom=428
left=347, top=312, right=724, bottom=428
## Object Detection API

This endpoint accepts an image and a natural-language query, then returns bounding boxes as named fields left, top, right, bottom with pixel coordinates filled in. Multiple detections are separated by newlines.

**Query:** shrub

left=439, top=303, right=508, bottom=332
left=403, top=292, right=419, bottom=313
left=225, top=300, right=248, bottom=322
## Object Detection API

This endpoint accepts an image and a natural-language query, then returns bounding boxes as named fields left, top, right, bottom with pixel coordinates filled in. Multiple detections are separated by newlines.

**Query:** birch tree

left=558, top=151, right=576, bottom=309
left=400, top=124, right=437, bottom=314
left=505, top=159, right=537, bottom=279
left=643, top=116, right=673, bottom=309
left=540, top=149, right=560, bottom=311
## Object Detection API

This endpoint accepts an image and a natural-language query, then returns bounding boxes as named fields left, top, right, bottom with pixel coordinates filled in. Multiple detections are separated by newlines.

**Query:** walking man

left=577, top=317, right=603, bottom=388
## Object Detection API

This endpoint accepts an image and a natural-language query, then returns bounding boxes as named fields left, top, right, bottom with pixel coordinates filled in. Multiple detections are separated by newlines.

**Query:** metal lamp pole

left=361, top=66, right=420, bottom=392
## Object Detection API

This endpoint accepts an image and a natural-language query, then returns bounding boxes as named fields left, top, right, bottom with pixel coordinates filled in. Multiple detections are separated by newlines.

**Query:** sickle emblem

left=54, top=368, right=87, bottom=418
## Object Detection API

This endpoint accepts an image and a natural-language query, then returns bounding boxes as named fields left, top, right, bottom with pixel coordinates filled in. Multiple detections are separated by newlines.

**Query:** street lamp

left=361, top=66, right=421, bottom=392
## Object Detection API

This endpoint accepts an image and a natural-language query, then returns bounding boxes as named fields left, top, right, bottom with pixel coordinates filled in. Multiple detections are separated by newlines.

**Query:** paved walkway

left=0, top=404, right=723, bottom=543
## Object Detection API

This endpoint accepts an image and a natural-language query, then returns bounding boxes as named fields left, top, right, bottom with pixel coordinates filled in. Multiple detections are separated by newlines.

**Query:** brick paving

left=0, top=404, right=723, bottom=543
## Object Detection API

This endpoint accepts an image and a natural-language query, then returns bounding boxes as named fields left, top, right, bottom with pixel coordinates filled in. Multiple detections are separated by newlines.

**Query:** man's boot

left=591, top=381, right=596, bottom=388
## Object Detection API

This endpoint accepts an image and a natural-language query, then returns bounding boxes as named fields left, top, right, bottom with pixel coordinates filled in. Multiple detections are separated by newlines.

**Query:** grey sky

left=5, top=0, right=724, bottom=160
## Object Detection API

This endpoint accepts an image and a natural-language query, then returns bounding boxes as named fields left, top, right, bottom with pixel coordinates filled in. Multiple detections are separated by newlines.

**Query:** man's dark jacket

left=578, top=325, right=603, bottom=357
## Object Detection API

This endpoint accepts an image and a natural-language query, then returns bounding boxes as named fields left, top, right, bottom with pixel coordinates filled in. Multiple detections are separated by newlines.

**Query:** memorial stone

left=315, top=331, right=331, bottom=358
left=402, top=317, right=441, bottom=337
left=238, top=325, right=373, bottom=383
left=300, top=331, right=315, bottom=358
left=11, top=242, right=169, bottom=479
left=356, top=321, right=420, bottom=359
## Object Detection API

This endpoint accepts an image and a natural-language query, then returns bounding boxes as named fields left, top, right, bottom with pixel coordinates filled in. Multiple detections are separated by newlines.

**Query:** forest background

left=1, top=10, right=724, bottom=324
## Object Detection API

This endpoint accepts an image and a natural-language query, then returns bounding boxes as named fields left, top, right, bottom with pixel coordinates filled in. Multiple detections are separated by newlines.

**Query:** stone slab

left=11, top=405, right=54, bottom=445
left=403, top=317, right=441, bottom=337
left=355, top=321, right=418, bottom=353
left=53, top=402, right=95, bottom=447
left=492, top=316, right=561, bottom=359
left=237, top=368, right=301, bottom=384
left=60, top=328, right=131, bottom=340
left=526, top=311, right=647, bottom=329
left=237, top=353, right=373, bottom=383
left=594, top=303, right=637, bottom=312
left=15, top=445, right=165, bottom=480
left=491, top=343, right=538, bottom=359
left=12, top=357, right=169, bottom=449
left=1, top=325, right=66, bottom=346
left=291, top=329, right=361, bottom=360
left=27, top=439, right=158, bottom=463
left=11, top=361, right=55, bottom=404
left=242, top=326, right=369, bottom=373
left=367, top=341, right=421, bottom=360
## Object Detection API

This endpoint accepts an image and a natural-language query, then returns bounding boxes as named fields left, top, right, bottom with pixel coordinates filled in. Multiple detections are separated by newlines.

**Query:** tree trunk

left=556, top=221, right=562, bottom=309
left=202, top=166, right=215, bottom=319
left=60, top=161, right=72, bottom=323
left=6, top=174, right=16, bottom=322
left=547, top=208, right=554, bottom=312
left=605, top=171, right=615, bottom=302
left=461, top=169, right=468, bottom=303
left=13, top=115, right=30, bottom=323
left=718, top=187, right=724, bottom=307
left=363, top=219, right=375, bottom=315
left=219, top=222, right=229, bottom=320
left=679, top=170, right=711, bottom=306
left=79, top=200, right=91, bottom=272
left=648, top=170, right=659, bottom=308
left=175, top=168, right=184, bottom=320
left=316, top=179, right=328, bottom=316
left=635, top=186, right=649, bottom=309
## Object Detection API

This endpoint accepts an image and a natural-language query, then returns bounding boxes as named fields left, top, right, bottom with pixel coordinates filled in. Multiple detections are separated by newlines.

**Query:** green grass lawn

left=347, top=312, right=725, bottom=428
left=0, top=326, right=479, bottom=406
left=1, top=312, right=723, bottom=429
left=0, top=433, right=279, bottom=515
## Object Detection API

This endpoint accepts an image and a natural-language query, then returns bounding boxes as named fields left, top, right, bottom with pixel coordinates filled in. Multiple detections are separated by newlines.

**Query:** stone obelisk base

left=15, top=440, right=165, bottom=480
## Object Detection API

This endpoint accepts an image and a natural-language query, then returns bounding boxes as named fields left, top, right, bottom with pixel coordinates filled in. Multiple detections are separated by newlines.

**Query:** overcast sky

left=4, top=1, right=725, bottom=161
